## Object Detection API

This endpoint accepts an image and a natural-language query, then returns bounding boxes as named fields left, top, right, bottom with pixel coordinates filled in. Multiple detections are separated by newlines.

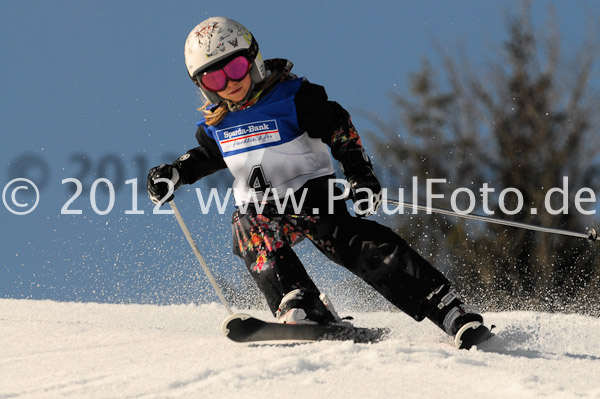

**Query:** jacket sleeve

left=172, top=125, right=228, bottom=185
left=294, top=80, right=366, bottom=165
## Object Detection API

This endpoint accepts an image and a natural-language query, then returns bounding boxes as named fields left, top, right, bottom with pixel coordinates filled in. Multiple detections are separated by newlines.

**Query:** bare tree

left=367, top=5, right=600, bottom=314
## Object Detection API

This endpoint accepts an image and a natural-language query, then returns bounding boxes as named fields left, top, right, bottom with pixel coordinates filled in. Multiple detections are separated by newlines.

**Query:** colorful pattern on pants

left=231, top=200, right=451, bottom=320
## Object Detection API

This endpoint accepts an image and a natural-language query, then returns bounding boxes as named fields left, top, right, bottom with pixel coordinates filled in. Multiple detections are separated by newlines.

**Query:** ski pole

left=169, top=200, right=233, bottom=315
left=383, top=198, right=598, bottom=242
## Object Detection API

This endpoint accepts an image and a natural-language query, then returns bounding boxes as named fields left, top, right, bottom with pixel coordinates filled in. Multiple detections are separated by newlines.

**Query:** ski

left=222, top=313, right=388, bottom=344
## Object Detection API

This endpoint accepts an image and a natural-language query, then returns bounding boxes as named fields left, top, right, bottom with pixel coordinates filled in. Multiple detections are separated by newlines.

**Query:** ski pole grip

left=588, top=228, right=598, bottom=242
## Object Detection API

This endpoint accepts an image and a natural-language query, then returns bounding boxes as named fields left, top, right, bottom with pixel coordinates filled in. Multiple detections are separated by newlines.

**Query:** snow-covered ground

left=1, top=299, right=599, bottom=399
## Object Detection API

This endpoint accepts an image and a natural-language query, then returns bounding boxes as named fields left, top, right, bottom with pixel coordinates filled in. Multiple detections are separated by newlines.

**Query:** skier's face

left=218, top=73, right=252, bottom=103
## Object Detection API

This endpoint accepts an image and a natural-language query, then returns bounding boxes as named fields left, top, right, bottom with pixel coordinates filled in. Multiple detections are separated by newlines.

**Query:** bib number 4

left=247, top=165, right=271, bottom=193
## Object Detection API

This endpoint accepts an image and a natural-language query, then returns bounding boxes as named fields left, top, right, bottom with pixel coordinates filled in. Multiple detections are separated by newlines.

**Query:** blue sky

left=1, top=1, right=598, bottom=303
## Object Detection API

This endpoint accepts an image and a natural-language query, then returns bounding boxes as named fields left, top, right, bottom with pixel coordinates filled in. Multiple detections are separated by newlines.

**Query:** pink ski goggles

left=196, top=55, right=252, bottom=92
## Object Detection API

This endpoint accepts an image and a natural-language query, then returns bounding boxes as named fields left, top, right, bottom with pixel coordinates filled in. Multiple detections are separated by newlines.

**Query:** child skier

left=147, top=17, right=489, bottom=346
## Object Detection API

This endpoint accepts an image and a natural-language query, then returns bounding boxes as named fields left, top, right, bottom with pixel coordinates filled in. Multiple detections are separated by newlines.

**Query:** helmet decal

left=188, top=19, right=249, bottom=60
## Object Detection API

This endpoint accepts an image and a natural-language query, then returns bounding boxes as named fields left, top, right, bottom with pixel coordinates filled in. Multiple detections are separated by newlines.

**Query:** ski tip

left=221, top=313, right=252, bottom=337
left=455, top=321, right=493, bottom=350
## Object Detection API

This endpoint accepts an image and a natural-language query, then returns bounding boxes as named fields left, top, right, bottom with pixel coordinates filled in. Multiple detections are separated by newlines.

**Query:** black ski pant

left=231, top=179, right=451, bottom=322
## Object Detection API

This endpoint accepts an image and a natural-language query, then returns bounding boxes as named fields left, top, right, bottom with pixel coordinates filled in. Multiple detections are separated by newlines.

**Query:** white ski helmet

left=184, top=17, right=266, bottom=104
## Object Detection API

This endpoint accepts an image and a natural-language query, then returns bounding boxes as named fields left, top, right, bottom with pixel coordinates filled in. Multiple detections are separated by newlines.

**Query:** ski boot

left=276, top=289, right=338, bottom=325
left=426, top=285, right=493, bottom=349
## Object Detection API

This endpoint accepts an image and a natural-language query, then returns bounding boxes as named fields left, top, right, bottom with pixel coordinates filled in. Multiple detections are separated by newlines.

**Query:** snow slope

left=1, top=299, right=599, bottom=399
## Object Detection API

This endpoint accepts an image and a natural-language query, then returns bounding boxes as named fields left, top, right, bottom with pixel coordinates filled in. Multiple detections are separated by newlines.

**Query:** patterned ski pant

left=231, top=191, right=451, bottom=322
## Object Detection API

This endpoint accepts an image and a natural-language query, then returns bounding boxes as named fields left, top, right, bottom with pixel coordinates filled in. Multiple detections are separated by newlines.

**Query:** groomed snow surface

left=1, top=299, right=599, bottom=399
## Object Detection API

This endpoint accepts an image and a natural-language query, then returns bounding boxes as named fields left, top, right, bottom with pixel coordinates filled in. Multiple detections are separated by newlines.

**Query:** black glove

left=147, top=164, right=180, bottom=205
left=347, top=171, right=382, bottom=216
left=341, top=149, right=382, bottom=217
